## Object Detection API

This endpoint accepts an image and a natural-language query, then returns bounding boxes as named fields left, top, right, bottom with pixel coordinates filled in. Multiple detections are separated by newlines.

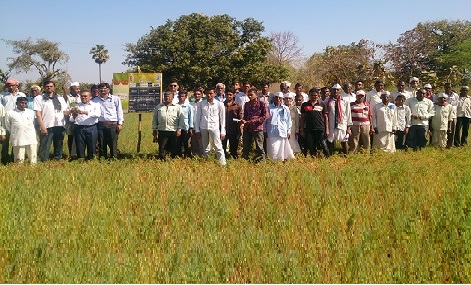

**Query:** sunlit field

left=0, top=113, right=470, bottom=283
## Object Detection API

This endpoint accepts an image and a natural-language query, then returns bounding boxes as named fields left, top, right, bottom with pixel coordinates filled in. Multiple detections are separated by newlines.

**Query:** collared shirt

left=71, top=101, right=101, bottom=126
left=438, top=92, right=459, bottom=119
left=224, top=101, right=242, bottom=135
left=395, top=105, right=411, bottom=131
left=264, top=104, right=291, bottom=138
left=350, top=102, right=372, bottom=126
left=194, top=100, right=226, bottom=135
left=405, top=97, right=434, bottom=125
left=215, top=93, right=226, bottom=103
left=372, top=102, right=397, bottom=132
left=34, top=94, right=68, bottom=128
left=92, top=94, right=124, bottom=125
left=178, top=102, right=194, bottom=131
left=258, top=92, right=273, bottom=105
left=243, top=100, right=269, bottom=132
left=456, top=96, right=471, bottom=118
left=4, top=108, right=37, bottom=146
left=432, top=104, right=453, bottom=130
left=66, top=94, right=81, bottom=108
left=235, top=92, right=249, bottom=112
left=341, top=92, right=356, bottom=104
left=152, top=103, right=185, bottom=131
left=366, top=90, right=383, bottom=106
left=1, top=92, right=27, bottom=112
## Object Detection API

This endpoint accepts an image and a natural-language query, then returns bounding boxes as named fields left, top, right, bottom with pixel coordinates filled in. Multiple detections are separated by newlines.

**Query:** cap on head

left=461, top=86, right=469, bottom=91
left=5, top=78, right=19, bottom=85
left=355, top=90, right=366, bottom=96
left=410, top=77, right=419, bottom=83
left=283, top=92, right=295, bottom=99
left=331, top=83, right=342, bottom=89
left=274, top=91, right=284, bottom=98
left=437, top=93, right=448, bottom=99
left=281, top=81, right=291, bottom=88
left=70, top=82, right=80, bottom=87
left=423, top=83, right=432, bottom=89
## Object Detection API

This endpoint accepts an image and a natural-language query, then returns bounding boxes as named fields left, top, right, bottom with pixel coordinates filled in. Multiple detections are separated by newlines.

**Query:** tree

left=0, top=68, right=11, bottom=84
left=3, top=38, right=70, bottom=84
left=382, top=20, right=471, bottom=86
left=90, top=44, right=110, bottom=83
left=123, top=13, right=288, bottom=89
left=294, top=40, right=382, bottom=88
left=268, top=31, right=304, bottom=66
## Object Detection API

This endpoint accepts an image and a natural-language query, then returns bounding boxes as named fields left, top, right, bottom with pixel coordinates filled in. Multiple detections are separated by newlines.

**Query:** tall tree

left=123, top=13, right=287, bottom=89
left=3, top=38, right=70, bottom=83
left=90, top=44, right=109, bottom=83
left=382, top=20, right=471, bottom=86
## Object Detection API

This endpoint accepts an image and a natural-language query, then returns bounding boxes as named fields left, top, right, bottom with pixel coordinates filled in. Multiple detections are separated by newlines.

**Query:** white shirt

left=4, top=108, right=37, bottom=146
left=0, top=104, right=5, bottom=136
left=372, top=102, right=397, bottom=132
left=366, top=90, right=383, bottom=106
left=431, top=104, right=453, bottom=131
left=341, top=92, right=356, bottom=104
left=34, top=94, right=68, bottom=128
left=395, top=105, right=411, bottom=131
left=70, top=101, right=101, bottom=126
left=405, top=97, right=434, bottom=126
left=194, top=100, right=226, bottom=135
left=456, top=96, right=471, bottom=118
left=438, top=92, right=459, bottom=119
left=390, top=90, right=412, bottom=102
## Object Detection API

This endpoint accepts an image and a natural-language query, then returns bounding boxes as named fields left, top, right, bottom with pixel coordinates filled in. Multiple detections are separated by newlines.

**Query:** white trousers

left=13, top=144, right=37, bottom=164
left=200, top=128, right=226, bottom=165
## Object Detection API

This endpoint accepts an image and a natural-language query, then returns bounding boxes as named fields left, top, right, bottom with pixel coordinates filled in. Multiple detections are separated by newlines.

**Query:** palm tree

left=89, top=45, right=109, bottom=83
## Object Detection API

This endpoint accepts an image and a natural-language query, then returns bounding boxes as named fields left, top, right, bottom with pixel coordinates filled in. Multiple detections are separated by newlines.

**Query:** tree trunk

left=99, top=63, right=102, bottom=83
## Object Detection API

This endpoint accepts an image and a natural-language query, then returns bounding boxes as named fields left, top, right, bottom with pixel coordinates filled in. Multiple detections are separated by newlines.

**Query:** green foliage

left=3, top=38, right=70, bottom=84
left=123, top=13, right=288, bottom=89
left=382, top=20, right=471, bottom=87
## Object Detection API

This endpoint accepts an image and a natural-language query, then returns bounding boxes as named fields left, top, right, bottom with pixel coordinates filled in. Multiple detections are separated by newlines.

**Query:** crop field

left=0, top=113, right=470, bottom=283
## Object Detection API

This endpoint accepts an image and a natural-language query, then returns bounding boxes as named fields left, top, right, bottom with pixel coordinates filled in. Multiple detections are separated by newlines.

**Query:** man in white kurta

left=431, top=94, right=453, bottom=148
left=264, top=92, right=295, bottom=161
left=324, top=84, right=353, bottom=155
left=372, top=92, right=397, bottom=152
left=4, top=97, right=37, bottom=163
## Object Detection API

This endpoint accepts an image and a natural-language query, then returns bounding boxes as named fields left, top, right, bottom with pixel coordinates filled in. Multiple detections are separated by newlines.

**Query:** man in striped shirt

left=349, top=90, right=373, bottom=153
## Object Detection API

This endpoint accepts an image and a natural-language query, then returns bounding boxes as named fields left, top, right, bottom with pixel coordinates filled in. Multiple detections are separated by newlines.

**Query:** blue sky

left=1, top=0, right=470, bottom=84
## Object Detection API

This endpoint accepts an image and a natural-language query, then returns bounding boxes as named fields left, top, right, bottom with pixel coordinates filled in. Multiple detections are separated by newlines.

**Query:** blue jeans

left=38, top=126, right=65, bottom=161
left=74, top=124, right=98, bottom=160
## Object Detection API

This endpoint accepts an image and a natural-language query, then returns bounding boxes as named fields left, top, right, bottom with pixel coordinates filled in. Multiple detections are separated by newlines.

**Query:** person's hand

left=40, top=127, right=48, bottom=136
left=220, top=134, right=226, bottom=141
left=0, top=135, right=6, bottom=142
left=176, top=130, right=181, bottom=137
left=116, top=124, right=123, bottom=134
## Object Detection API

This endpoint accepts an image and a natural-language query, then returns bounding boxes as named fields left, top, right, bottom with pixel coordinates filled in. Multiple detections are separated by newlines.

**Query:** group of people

left=152, top=78, right=471, bottom=165
left=1, top=77, right=470, bottom=165
left=0, top=79, right=123, bottom=164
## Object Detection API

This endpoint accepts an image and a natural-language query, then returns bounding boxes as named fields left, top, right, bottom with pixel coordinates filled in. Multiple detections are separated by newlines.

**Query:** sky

left=1, top=0, right=470, bottom=85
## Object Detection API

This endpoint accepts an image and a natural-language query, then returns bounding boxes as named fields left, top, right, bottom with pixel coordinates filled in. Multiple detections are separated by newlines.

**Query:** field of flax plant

left=0, top=112, right=470, bottom=283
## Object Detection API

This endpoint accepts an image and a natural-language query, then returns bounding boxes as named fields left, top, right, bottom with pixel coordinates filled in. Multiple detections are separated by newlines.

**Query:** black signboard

left=128, top=82, right=162, bottom=112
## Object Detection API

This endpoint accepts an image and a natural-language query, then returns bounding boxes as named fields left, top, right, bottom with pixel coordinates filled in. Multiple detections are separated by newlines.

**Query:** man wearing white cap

left=430, top=93, right=453, bottom=148
left=454, top=86, right=471, bottom=147
left=283, top=92, right=301, bottom=153
left=406, top=77, right=420, bottom=98
left=325, top=83, right=352, bottom=155
left=372, top=91, right=397, bottom=152
left=423, top=83, right=435, bottom=102
left=1, top=78, right=26, bottom=164
left=264, top=92, right=294, bottom=161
